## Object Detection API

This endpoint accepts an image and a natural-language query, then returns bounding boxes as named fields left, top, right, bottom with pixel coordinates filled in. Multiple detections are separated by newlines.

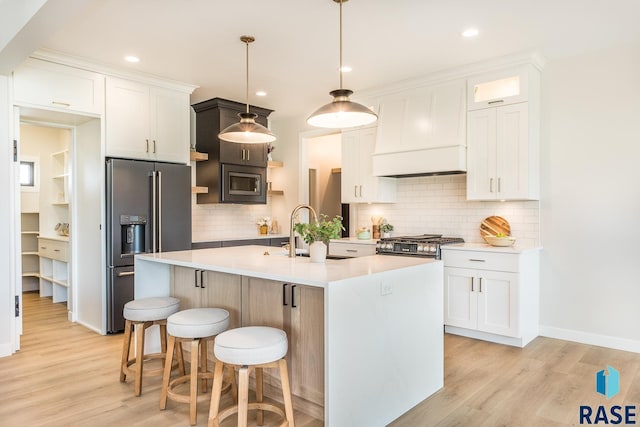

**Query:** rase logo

left=579, top=365, right=637, bottom=425
left=597, top=366, right=620, bottom=399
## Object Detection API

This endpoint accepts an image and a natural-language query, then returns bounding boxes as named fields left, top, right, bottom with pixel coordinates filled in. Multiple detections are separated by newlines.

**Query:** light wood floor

left=1, top=293, right=639, bottom=426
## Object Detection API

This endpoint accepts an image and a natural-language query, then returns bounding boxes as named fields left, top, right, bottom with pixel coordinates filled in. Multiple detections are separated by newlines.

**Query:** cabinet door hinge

left=15, top=295, right=20, bottom=317
left=13, top=140, right=18, bottom=162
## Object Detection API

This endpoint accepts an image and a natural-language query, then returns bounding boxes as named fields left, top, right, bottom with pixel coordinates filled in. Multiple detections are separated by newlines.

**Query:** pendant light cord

left=245, top=39, right=250, bottom=114
left=339, top=0, right=343, bottom=90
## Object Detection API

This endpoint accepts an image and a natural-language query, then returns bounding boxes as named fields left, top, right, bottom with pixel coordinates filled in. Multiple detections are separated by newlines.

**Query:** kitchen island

left=135, top=245, right=443, bottom=426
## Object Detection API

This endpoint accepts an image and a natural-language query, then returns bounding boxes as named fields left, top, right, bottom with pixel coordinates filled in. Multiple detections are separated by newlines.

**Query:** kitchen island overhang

left=134, top=245, right=444, bottom=426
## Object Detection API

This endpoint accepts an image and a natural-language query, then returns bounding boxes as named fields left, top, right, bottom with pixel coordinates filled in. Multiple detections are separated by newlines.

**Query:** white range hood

left=372, top=145, right=467, bottom=177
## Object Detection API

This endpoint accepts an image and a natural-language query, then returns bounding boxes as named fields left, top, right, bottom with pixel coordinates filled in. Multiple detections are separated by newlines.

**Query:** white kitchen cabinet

left=13, top=58, right=104, bottom=115
left=105, top=77, right=190, bottom=164
left=466, top=64, right=540, bottom=201
left=467, top=102, right=538, bottom=200
left=444, top=266, right=517, bottom=337
left=467, top=65, right=536, bottom=111
left=328, top=239, right=376, bottom=258
left=38, top=237, right=70, bottom=306
left=442, top=247, right=539, bottom=347
left=371, top=79, right=467, bottom=176
left=341, top=127, right=396, bottom=203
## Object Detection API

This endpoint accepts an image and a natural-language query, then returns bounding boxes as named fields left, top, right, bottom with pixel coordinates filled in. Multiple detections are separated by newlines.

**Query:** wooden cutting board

left=480, top=216, right=511, bottom=242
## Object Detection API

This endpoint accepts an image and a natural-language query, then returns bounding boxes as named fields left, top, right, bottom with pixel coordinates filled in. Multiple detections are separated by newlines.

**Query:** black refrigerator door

left=106, top=158, right=153, bottom=267
left=155, top=162, right=192, bottom=252
left=107, top=266, right=135, bottom=333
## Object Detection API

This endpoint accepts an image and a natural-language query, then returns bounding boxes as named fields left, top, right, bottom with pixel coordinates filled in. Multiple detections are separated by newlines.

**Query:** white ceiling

left=32, top=0, right=640, bottom=119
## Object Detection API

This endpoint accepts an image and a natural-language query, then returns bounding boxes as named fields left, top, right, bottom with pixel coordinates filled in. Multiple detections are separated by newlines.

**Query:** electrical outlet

left=380, top=282, right=393, bottom=296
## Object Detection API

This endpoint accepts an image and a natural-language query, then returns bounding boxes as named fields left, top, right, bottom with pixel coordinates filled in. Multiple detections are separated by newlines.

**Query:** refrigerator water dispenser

left=120, top=214, right=146, bottom=255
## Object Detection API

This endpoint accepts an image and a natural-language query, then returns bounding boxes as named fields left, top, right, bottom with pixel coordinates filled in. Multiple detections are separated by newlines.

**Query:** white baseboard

left=539, top=325, right=640, bottom=353
left=445, top=326, right=529, bottom=348
left=0, top=342, right=14, bottom=358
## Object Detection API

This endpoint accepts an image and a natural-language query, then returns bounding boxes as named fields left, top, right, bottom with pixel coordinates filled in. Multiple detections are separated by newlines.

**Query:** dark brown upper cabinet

left=192, top=98, right=274, bottom=204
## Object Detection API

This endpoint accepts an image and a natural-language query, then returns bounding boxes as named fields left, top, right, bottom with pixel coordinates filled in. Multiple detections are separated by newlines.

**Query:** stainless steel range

left=376, top=234, right=465, bottom=259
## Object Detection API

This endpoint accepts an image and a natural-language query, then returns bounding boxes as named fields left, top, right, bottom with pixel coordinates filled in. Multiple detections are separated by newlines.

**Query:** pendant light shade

left=307, top=0, right=377, bottom=129
left=219, top=36, right=276, bottom=144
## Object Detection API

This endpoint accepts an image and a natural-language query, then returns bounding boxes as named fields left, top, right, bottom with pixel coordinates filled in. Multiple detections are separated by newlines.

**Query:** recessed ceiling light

left=124, top=55, right=140, bottom=63
left=255, top=91, right=267, bottom=97
left=462, top=28, right=479, bottom=38
left=340, top=65, right=352, bottom=73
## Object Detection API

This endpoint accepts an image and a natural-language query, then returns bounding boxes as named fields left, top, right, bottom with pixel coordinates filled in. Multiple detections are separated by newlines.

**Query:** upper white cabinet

left=13, top=58, right=104, bottom=115
left=467, top=66, right=533, bottom=110
left=370, top=79, right=467, bottom=176
left=466, top=64, right=540, bottom=201
left=341, top=127, right=396, bottom=203
left=105, top=77, right=190, bottom=164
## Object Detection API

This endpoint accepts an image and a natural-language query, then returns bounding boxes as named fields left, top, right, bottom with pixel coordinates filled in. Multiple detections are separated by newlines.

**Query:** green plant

left=294, top=214, right=344, bottom=244
left=380, top=223, right=394, bottom=233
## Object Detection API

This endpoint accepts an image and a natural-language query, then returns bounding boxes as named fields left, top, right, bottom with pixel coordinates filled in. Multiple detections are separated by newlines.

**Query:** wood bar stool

left=160, top=307, right=231, bottom=426
left=120, top=296, right=181, bottom=397
left=208, top=326, right=295, bottom=427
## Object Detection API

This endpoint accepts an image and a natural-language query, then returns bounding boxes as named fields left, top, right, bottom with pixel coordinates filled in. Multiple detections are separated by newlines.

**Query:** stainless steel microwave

left=221, top=164, right=266, bottom=204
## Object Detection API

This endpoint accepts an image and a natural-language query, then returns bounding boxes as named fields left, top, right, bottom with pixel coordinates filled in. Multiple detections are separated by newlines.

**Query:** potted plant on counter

left=380, top=222, right=394, bottom=238
left=294, top=214, right=344, bottom=262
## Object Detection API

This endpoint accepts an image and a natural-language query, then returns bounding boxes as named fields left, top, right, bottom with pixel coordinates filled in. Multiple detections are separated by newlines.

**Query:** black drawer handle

left=291, top=285, right=297, bottom=308
left=282, top=283, right=288, bottom=306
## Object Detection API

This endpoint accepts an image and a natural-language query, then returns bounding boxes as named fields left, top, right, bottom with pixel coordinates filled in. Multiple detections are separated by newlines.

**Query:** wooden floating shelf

left=190, top=151, right=208, bottom=162
left=268, top=190, right=284, bottom=195
left=192, top=186, right=208, bottom=194
left=267, top=160, right=283, bottom=168
left=331, top=167, right=341, bottom=174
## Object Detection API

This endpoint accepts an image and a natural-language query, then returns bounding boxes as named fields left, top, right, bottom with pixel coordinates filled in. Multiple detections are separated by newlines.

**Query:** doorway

left=14, top=106, right=104, bottom=351
left=301, top=131, right=350, bottom=236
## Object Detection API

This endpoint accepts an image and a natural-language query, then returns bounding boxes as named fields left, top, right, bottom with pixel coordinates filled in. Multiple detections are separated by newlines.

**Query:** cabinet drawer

left=329, top=242, right=376, bottom=258
left=442, top=250, right=519, bottom=272
left=38, top=239, right=69, bottom=262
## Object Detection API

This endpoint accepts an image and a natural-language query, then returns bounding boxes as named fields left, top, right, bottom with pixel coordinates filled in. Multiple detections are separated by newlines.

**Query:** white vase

left=382, top=232, right=391, bottom=238
left=309, top=241, right=327, bottom=263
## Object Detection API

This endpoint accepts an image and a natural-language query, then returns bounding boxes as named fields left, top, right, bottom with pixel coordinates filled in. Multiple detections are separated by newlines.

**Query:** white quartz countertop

left=136, top=245, right=438, bottom=287
left=329, top=237, right=378, bottom=245
left=442, top=242, right=542, bottom=254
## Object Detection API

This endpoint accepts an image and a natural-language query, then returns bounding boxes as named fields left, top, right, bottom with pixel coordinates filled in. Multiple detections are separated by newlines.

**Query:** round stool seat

left=123, top=296, right=180, bottom=322
left=167, top=308, right=229, bottom=339
left=214, top=326, right=288, bottom=366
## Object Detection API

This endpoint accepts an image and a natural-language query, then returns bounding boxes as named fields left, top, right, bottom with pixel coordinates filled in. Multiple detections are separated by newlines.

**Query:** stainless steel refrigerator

left=106, top=158, right=191, bottom=333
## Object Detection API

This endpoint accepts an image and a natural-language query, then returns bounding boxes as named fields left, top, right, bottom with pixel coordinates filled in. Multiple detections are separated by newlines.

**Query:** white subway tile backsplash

left=354, top=174, right=539, bottom=244
left=191, top=194, right=274, bottom=242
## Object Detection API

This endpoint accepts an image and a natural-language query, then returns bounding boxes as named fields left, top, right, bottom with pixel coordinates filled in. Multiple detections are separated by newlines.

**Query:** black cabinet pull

left=194, top=269, right=199, bottom=288
left=291, top=285, right=297, bottom=308
left=282, top=283, right=288, bottom=306
left=200, top=270, right=205, bottom=289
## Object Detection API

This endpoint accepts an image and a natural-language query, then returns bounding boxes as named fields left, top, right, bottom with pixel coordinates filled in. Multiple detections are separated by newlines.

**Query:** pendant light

left=307, top=0, right=377, bottom=129
left=218, top=36, right=276, bottom=144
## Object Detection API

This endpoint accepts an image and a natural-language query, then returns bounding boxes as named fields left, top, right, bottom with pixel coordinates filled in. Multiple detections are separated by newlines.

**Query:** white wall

left=539, top=42, right=640, bottom=351
left=20, top=124, right=69, bottom=237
